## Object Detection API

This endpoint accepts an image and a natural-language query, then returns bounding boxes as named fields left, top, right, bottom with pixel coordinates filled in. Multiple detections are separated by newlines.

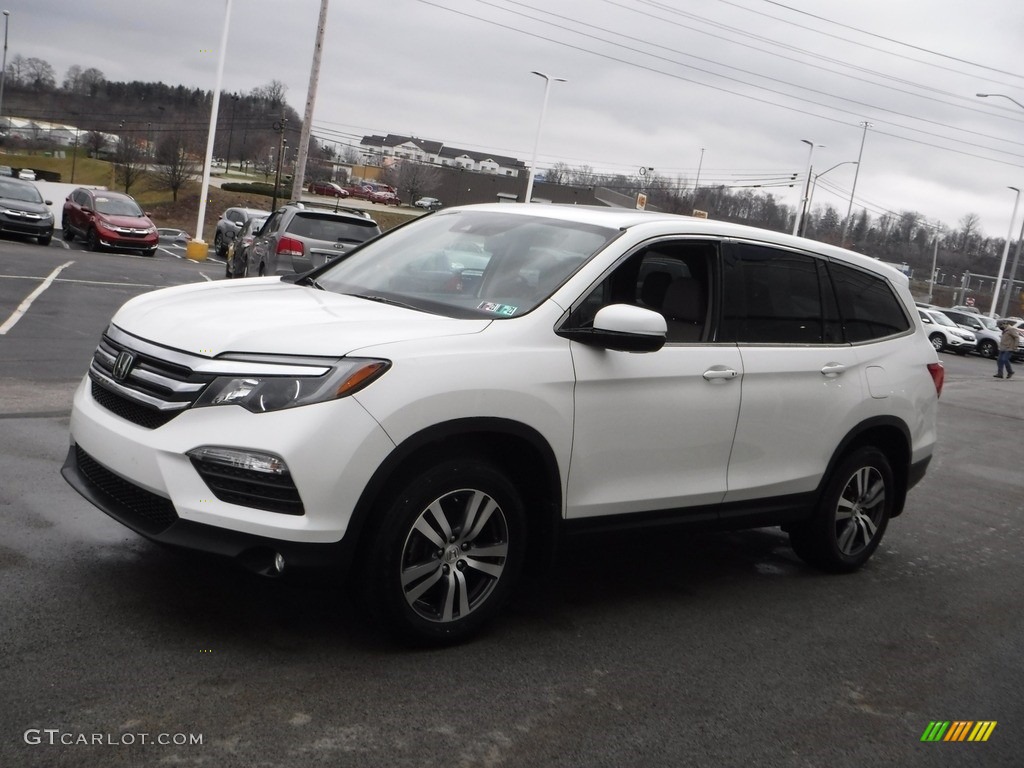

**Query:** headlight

left=193, top=357, right=390, bottom=413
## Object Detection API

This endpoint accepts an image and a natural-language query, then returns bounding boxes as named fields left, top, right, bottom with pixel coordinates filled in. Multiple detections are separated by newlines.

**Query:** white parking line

left=0, top=260, right=75, bottom=335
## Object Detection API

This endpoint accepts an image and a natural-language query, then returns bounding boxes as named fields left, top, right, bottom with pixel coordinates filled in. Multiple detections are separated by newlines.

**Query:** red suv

left=62, top=188, right=158, bottom=256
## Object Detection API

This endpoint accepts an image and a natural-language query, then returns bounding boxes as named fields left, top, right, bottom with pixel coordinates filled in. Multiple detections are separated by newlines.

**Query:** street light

left=977, top=93, right=1024, bottom=315
left=0, top=11, right=10, bottom=134
left=804, top=160, right=858, bottom=234
left=976, top=92, right=1024, bottom=111
left=524, top=71, right=565, bottom=204
left=792, top=139, right=822, bottom=236
left=990, top=186, right=1021, bottom=318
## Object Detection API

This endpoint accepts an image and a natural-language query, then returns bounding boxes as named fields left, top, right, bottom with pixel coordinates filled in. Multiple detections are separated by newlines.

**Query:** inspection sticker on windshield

left=477, top=302, right=518, bottom=316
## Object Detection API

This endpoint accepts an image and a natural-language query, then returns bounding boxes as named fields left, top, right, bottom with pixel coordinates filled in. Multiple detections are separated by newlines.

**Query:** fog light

left=273, top=553, right=286, bottom=574
left=186, top=446, right=290, bottom=476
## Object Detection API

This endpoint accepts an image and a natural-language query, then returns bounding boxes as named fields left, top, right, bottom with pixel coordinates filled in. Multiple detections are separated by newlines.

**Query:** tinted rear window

left=287, top=213, right=379, bottom=243
left=829, top=261, right=911, bottom=342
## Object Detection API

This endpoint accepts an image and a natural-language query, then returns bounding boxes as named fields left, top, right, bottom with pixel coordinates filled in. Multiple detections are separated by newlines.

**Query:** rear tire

left=928, top=333, right=944, bottom=352
left=62, top=224, right=74, bottom=242
left=789, top=446, right=893, bottom=573
left=361, top=459, right=526, bottom=645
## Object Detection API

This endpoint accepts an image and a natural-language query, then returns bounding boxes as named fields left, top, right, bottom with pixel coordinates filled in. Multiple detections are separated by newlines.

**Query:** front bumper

left=63, top=373, right=396, bottom=569
left=61, top=444, right=352, bottom=573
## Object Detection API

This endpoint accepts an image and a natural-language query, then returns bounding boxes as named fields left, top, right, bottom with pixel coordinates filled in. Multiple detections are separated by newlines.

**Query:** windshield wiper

left=281, top=273, right=324, bottom=289
left=346, top=293, right=422, bottom=311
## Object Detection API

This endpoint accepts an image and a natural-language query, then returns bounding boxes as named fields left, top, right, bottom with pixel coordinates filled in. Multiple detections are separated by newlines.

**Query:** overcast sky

left=12, top=0, right=1024, bottom=238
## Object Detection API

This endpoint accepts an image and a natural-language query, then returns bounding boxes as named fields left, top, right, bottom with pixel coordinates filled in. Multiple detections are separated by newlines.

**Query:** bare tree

left=79, top=67, right=105, bottom=96
left=24, top=57, right=57, bottom=90
left=383, top=160, right=442, bottom=204
left=63, top=65, right=83, bottom=92
left=115, top=135, right=145, bottom=193
left=4, top=54, right=26, bottom=86
left=84, top=131, right=108, bottom=158
left=251, top=80, right=288, bottom=107
left=153, top=132, right=199, bottom=201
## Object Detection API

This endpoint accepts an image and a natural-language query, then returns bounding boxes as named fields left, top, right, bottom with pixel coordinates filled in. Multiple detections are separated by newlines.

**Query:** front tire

left=362, top=459, right=526, bottom=645
left=979, top=339, right=998, bottom=359
left=86, top=228, right=100, bottom=252
left=38, top=233, right=53, bottom=246
left=789, top=447, right=893, bottom=573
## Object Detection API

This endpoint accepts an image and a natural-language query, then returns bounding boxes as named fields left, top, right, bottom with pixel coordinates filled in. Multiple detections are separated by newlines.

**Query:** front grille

left=91, top=382, right=179, bottom=429
left=88, top=329, right=215, bottom=429
left=189, top=458, right=305, bottom=516
left=75, top=446, right=179, bottom=535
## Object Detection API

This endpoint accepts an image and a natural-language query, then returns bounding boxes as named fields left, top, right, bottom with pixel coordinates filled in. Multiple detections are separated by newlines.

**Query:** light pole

left=693, top=146, right=705, bottom=210
left=524, top=71, right=565, bottom=204
left=0, top=11, right=10, bottom=134
left=804, top=160, right=858, bottom=235
left=990, top=186, right=1021, bottom=318
left=224, top=93, right=238, bottom=173
left=842, top=121, right=871, bottom=247
left=792, top=139, right=822, bottom=237
left=977, top=93, right=1024, bottom=315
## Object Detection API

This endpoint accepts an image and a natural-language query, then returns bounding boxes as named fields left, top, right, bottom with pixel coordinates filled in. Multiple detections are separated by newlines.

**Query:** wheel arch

left=819, top=416, right=913, bottom=518
left=349, top=417, right=563, bottom=577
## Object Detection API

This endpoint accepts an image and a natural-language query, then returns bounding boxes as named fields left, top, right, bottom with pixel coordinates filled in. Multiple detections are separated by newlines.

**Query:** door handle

left=703, top=366, right=739, bottom=381
left=820, top=362, right=847, bottom=377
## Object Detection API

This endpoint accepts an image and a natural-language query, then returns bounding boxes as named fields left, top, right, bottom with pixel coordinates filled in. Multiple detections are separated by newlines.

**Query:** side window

left=260, top=211, right=283, bottom=237
left=829, top=261, right=911, bottom=342
left=721, top=243, right=840, bottom=344
left=564, top=241, right=715, bottom=343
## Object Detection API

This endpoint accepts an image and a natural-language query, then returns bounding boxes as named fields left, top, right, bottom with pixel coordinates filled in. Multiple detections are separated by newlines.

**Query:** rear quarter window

left=828, top=261, right=911, bottom=342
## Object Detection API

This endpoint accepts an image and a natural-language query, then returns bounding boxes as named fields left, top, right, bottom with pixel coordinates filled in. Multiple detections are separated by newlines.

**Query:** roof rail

left=284, top=200, right=373, bottom=219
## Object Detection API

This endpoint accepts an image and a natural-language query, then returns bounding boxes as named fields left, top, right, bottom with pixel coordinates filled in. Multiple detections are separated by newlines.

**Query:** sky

left=11, top=0, right=1024, bottom=239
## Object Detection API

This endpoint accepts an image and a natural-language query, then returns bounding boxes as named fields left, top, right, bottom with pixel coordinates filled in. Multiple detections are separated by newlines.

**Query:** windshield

left=931, top=311, right=958, bottom=328
left=0, top=180, right=43, bottom=203
left=94, top=195, right=144, bottom=216
left=979, top=316, right=999, bottom=331
left=316, top=209, right=617, bottom=318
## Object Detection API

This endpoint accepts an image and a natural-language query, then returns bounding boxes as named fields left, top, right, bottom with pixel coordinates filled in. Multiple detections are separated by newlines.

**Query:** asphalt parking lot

left=0, top=235, right=1022, bottom=767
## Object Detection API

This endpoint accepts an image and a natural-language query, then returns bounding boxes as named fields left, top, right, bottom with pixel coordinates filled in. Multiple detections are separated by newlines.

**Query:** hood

left=112, top=277, right=491, bottom=357
left=0, top=197, right=50, bottom=216
left=98, top=213, right=154, bottom=229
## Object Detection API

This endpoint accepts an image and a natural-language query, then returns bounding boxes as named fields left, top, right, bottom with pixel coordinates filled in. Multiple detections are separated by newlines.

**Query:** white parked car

left=62, top=204, right=943, bottom=644
left=17, top=168, right=36, bottom=181
left=918, top=307, right=976, bottom=354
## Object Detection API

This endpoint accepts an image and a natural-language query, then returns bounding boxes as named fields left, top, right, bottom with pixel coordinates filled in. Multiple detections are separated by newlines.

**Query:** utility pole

left=841, top=121, right=871, bottom=248
left=290, top=0, right=329, bottom=202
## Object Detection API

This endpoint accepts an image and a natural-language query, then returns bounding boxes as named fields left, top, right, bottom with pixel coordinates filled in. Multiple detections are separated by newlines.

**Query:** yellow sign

left=692, top=209, right=709, bottom=219
left=636, top=193, right=648, bottom=210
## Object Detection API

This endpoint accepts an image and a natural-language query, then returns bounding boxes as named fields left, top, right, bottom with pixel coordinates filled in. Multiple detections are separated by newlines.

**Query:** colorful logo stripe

left=921, top=721, right=996, bottom=742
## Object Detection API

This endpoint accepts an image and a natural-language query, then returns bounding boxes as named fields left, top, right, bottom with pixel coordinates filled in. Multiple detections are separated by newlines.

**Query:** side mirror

left=557, top=304, right=667, bottom=352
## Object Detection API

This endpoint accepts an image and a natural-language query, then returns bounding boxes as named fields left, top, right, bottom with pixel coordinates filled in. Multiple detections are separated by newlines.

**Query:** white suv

left=62, top=204, right=943, bottom=644
left=918, top=307, right=976, bottom=354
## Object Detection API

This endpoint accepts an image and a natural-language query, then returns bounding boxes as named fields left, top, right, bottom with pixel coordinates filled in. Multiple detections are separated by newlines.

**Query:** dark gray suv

left=245, top=202, right=381, bottom=277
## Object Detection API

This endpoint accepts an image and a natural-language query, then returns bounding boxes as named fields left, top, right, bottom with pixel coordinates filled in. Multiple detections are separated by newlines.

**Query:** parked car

left=414, top=197, right=442, bottom=209
left=17, top=168, right=36, bottom=181
left=225, top=214, right=268, bottom=279
left=244, top=202, right=381, bottom=276
left=157, top=228, right=192, bottom=246
left=369, top=189, right=402, bottom=206
left=214, top=206, right=268, bottom=257
left=345, top=182, right=399, bottom=202
left=941, top=307, right=1003, bottom=358
left=308, top=181, right=349, bottom=198
left=0, top=176, right=55, bottom=246
left=62, top=188, right=158, bottom=256
left=918, top=307, right=976, bottom=354
left=62, top=203, right=942, bottom=645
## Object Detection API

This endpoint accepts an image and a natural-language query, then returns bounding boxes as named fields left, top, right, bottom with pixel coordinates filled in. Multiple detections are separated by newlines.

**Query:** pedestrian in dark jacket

left=994, top=320, right=1020, bottom=379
